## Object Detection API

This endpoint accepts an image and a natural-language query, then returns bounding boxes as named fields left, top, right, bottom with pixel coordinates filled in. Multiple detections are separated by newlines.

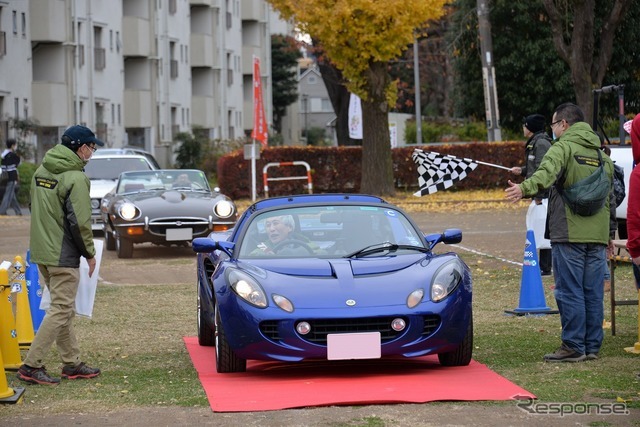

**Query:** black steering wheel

left=272, top=239, right=314, bottom=254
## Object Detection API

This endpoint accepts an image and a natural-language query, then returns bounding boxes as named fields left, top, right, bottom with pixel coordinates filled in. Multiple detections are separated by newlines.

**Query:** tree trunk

left=360, top=62, right=395, bottom=196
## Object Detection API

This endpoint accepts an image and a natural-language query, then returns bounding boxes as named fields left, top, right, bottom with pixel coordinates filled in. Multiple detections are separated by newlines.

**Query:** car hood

left=90, top=179, right=117, bottom=198
left=123, top=190, right=221, bottom=216
left=244, top=254, right=428, bottom=277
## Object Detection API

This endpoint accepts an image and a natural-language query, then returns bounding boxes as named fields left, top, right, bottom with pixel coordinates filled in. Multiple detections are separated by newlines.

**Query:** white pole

left=251, top=140, right=257, bottom=201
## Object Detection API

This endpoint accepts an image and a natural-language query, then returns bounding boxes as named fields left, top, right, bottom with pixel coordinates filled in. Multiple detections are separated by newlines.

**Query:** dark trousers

left=539, top=248, right=552, bottom=274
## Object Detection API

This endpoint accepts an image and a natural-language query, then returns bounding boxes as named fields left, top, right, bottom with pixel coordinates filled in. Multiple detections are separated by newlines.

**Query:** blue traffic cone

left=505, top=230, right=559, bottom=315
left=25, top=251, right=45, bottom=333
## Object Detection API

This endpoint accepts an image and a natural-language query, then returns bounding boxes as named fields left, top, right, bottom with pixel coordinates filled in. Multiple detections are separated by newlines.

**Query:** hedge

left=216, top=141, right=525, bottom=199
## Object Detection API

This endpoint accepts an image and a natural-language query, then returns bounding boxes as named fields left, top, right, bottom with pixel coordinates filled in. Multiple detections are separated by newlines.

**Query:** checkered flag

left=412, top=150, right=479, bottom=196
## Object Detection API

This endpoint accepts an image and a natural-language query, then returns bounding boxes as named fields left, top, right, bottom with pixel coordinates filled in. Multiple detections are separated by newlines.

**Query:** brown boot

left=604, top=280, right=611, bottom=292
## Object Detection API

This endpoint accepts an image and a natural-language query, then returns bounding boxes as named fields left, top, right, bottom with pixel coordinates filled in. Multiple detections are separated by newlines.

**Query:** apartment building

left=0, top=0, right=274, bottom=166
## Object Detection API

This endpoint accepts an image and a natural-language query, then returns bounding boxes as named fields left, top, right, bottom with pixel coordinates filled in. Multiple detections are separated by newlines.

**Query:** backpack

left=612, top=163, right=625, bottom=207
left=556, top=149, right=610, bottom=216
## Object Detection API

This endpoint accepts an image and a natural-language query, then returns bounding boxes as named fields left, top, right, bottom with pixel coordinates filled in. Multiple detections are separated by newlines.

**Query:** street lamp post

left=413, top=35, right=423, bottom=145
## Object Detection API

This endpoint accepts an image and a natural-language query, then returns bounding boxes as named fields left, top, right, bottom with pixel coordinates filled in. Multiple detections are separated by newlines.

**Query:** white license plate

left=166, top=228, right=193, bottom=241
left=327, top=332, right=381, bottom=360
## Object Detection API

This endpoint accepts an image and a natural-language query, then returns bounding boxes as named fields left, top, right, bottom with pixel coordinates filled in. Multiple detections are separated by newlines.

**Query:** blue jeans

left=552, top=242, right=606, bottom=355
left=0, top=180, right=22, bottom=215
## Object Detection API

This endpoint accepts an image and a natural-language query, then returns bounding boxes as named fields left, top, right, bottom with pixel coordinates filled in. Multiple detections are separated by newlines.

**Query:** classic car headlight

left=118, top=202, right=138, bottom=221
left=228, top=269, right=267, bottom=308
left=431, top=260, right=463, bottom=302
left=91, top=199, right=100, bottom=210
left=213, top=200, right=234, bottom=219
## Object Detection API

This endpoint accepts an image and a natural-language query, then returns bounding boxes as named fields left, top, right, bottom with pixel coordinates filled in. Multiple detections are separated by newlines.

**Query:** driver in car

left=251, top=214, right=318, bottom=256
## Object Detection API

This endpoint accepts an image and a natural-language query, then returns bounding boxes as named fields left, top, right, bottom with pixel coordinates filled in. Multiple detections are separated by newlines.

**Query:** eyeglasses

left=86, top=144, right=97, bottom=152
left=550, top=119, right=564, bottom=128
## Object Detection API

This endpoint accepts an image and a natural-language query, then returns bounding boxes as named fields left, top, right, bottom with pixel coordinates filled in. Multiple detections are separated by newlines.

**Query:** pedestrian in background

left=626, top=114, right=640, bottom=289
left=509, top=114, right=552, bottom=275
left=17, top=125, right=103, bottom=385
left=505, top=103, right=616, bottom=363
left=0, top=138, right=22, bottom=215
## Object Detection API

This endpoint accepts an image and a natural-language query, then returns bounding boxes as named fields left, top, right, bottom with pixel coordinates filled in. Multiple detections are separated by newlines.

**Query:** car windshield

left=85, top=158, right=154, bottom=180
left=238, top=205, right=426, bottom=258
left=116, top=170, right=210, bottom=194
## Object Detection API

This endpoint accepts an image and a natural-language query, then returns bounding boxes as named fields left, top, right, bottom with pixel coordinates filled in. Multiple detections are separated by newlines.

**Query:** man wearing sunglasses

left=18, top=125, right=104, bottom=385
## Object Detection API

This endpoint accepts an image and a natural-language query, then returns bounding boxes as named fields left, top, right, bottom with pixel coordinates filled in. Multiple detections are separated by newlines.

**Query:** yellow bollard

left=624, top=289, right=640, bottom=354
left=12, top=256, right=34, bottom=349
left=0, top=343, right=25, bottom=404
left=0, top=261, right=22, bottom=370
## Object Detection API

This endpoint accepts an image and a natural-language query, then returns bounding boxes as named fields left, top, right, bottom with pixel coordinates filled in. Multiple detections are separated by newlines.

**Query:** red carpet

left=183, top=336, right=535, bottom=412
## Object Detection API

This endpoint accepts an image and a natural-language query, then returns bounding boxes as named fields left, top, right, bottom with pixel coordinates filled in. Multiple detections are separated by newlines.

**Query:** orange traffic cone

left=0, top=261, right=22, bottom=370
left=505, top=230, right=559, bottom=316
left=0, top=347, right=25, bottom=404
left=12, top=256, right=34, bottom=349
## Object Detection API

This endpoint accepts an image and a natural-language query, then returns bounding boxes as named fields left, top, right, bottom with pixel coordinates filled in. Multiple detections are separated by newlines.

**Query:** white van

left=609, top=145, right=634, bottom=239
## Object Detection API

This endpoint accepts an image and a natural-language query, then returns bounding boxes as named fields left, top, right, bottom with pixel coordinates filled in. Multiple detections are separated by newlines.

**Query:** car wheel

left=617, top=219, right=628, bottom=239
left=215, top=302, right=246, bottom=373
left=438, top=314, right=473, bottom=367
left=104, top=228, right=116, bottom=251
left=116, top=234, right=134, bottom=259
left=197, top=282, right=215, bottom=346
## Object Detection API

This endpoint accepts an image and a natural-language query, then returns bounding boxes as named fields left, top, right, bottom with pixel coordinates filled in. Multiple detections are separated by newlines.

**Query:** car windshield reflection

left=116, top=170, right=210, bottom=194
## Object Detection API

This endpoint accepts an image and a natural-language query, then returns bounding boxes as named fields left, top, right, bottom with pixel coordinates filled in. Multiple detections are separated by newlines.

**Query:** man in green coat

left=505, top=103, right=616, bottom=363
left=17, top=125, right=103, bottom=385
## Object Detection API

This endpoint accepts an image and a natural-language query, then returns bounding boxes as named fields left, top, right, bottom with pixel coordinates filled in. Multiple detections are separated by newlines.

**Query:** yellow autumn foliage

left=268, top=0, right=448, bottom=100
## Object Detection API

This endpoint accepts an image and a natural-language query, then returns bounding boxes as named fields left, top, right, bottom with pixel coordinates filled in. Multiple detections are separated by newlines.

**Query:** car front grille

left=260, top=315, right=441, bottom=346
left=148, top=217, right=210, bottom=237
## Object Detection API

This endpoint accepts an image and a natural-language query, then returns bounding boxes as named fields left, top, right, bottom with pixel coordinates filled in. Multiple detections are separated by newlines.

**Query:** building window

left=94, top=26, right=105, bottom=70
left=0, top=31, right=6, bottom=57
left=12, top=11, right=17, bottom=35
left=110, top=30, right=113, bottom=51
left=21, top=12, right=26, bottom=37
left=111, top=104, right=115, bottom=124
left=115, top=31, right=120, bottom=53
left=23, top=98, right=28, bottom=118
left=14, top=98, right=18, bottom=118
left=117, top=104, right=121, bottom=125
left=169, top=0, right=177, bottom=15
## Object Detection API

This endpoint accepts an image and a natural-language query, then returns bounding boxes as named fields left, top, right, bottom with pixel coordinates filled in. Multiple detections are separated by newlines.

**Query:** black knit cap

left=523, top=114, right=546, bottom=133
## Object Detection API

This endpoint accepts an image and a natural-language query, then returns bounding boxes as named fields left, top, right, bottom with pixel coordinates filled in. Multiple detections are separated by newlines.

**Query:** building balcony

left=124, top=89, right=152, bottom=127
left=189, top=0, right=219, bottom=6
left=192, top=95, right=216, bottom=128
left=190, top=33, right=216, bottom=68
left=94, top=47, right=106, bottom=70
left=241, top=0, right=265, bottom=21
left=242, top=46, right=262, bottom=74
left=123, top=16, right=151, bottom=57
left=29, top=0, right=67, bottom=42
left=32, top=81, right=68, bottom=126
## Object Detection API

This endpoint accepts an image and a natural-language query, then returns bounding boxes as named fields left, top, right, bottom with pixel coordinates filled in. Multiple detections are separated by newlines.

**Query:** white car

left=609, top=145, right=633, bottom=239
left=84, top=153, right=159, bottom=231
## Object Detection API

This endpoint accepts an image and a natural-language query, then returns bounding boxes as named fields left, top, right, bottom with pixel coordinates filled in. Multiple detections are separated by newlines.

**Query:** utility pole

left=476, top=0, right=501, bottom=142
left=413, top=35, right=422, bottom=144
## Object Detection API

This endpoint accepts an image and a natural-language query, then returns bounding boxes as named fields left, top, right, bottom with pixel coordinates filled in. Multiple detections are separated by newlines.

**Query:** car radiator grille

left=148, top=217, right=209, bottom=236
left=260, top=315, right=441, bottom=346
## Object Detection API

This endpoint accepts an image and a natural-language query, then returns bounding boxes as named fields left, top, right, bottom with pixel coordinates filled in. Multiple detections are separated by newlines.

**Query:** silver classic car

left=101, top=169, right=237, bottom=258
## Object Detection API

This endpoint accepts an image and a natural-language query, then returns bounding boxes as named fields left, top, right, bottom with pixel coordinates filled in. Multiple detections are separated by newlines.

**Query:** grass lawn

left=2, top=191, right=638, bottom=417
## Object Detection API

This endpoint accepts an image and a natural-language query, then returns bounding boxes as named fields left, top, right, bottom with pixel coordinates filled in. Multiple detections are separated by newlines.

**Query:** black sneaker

left=61, top=362, right=101, bottom=380
left=544, top=343, right=586, bottom=363
left=16, top=365, right=60, bottom=385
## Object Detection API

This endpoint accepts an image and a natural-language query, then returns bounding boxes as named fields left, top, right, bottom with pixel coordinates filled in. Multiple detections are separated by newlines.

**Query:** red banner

left=251, top=57, right=268, bottom=146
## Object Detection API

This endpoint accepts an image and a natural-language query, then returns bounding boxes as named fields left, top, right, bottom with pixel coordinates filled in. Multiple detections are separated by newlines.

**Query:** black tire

left=104, top=229, right=116, bottom=251
left=438, top=314, right=473, bottom=367
left=215, top=302, right=246, bottom=373
left=116, top=234, right=134, bottom=259
left=197, top=283, right=215, bottom=346
left=617, top=219, right=628, bottom=240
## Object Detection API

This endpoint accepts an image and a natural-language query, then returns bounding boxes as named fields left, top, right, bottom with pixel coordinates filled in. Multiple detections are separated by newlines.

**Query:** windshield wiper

left=344, top=242, right=429, bottom=258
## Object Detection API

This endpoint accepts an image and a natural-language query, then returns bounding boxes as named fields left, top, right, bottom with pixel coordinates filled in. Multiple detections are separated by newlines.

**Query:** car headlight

left=431, top=260, right=463, bottom=302
left=91, top=199, right=100, bottom=210
left=118, top=202, right=138, bottom=221
left=213, top=200, right=235, bottom=218
left=407, top=288, right=424, bottom=308
left=228, top=269, right=267, bottom=308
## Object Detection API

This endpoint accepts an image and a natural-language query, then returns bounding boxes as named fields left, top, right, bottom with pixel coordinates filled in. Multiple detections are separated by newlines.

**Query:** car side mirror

left=192, top=238, right=235, bottom=257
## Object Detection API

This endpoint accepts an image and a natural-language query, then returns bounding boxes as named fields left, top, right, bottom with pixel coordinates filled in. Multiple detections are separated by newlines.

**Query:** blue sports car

left=193, top=194, right=472, bottom=373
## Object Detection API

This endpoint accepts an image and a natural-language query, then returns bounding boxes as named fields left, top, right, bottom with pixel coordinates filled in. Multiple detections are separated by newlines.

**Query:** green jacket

left=30, top=144, right=96, bottom=267
left=518, top=122, right=616, bottom=244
